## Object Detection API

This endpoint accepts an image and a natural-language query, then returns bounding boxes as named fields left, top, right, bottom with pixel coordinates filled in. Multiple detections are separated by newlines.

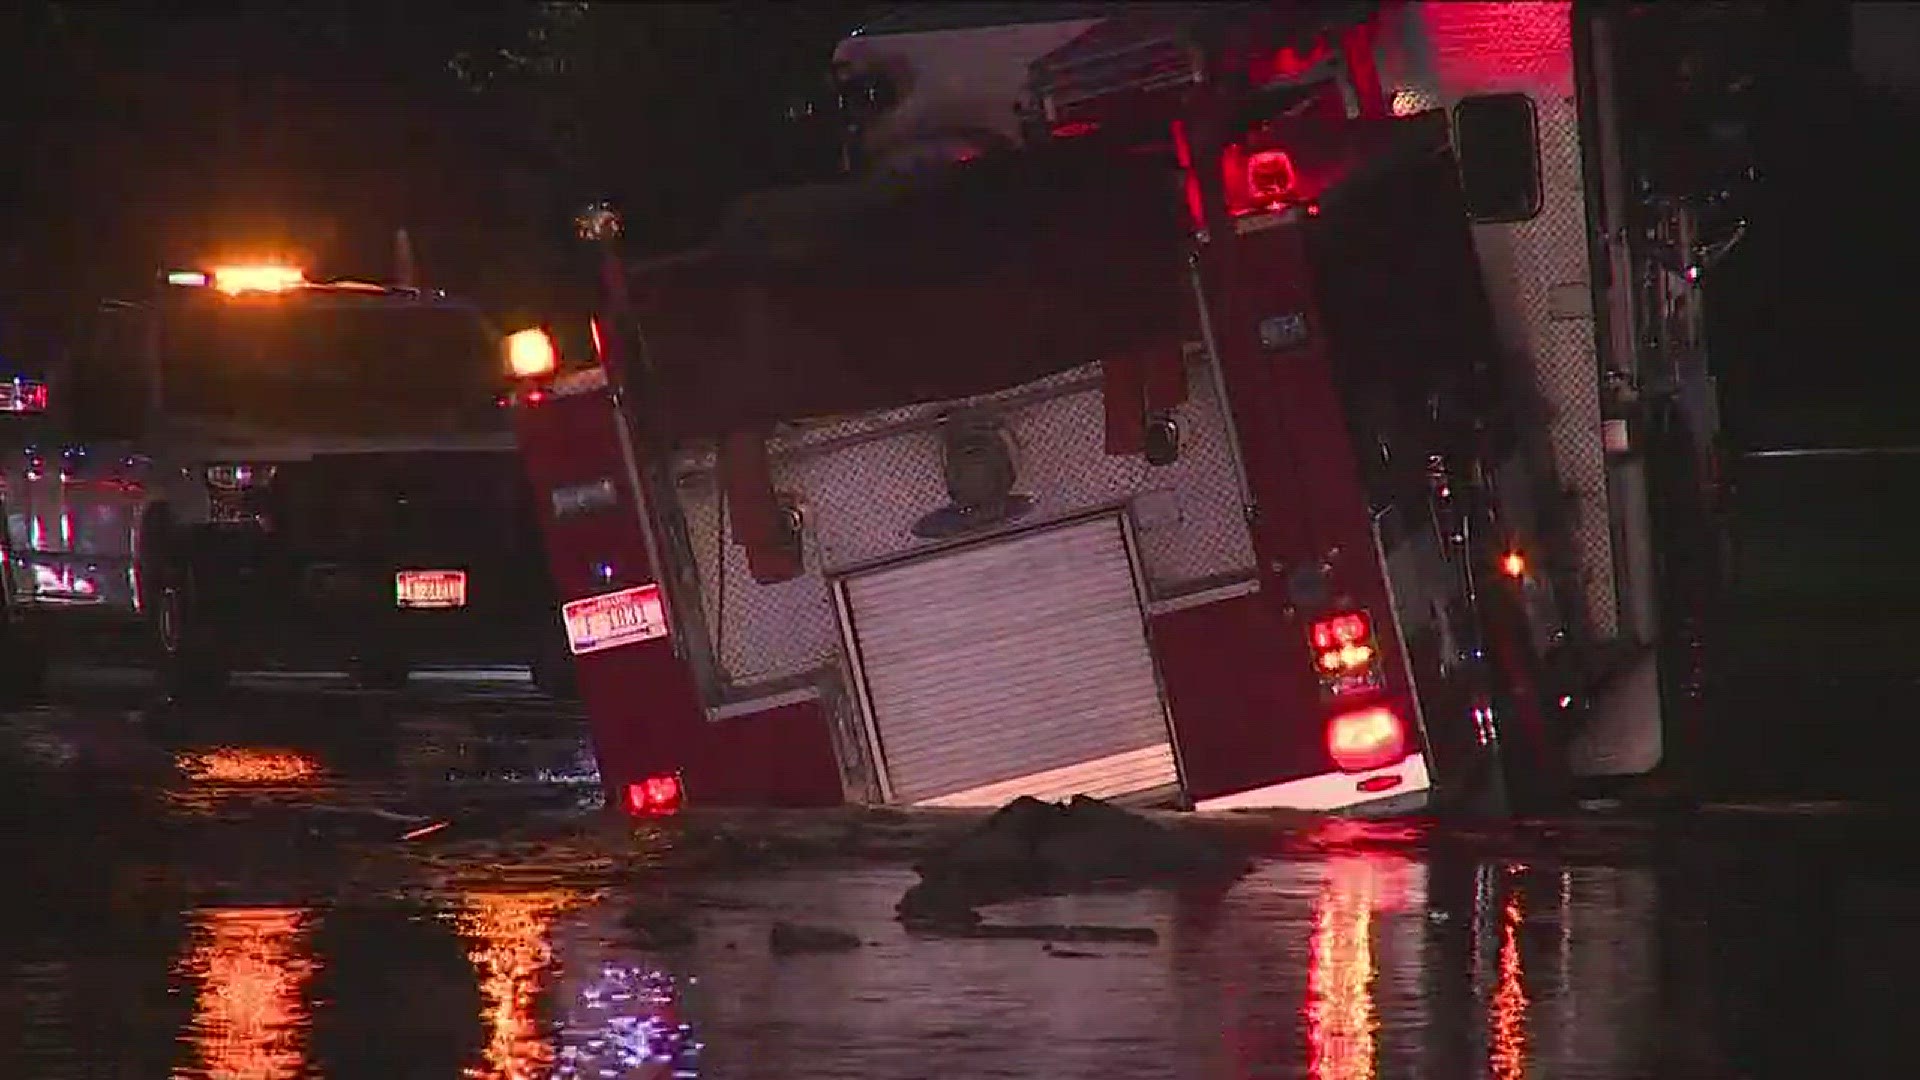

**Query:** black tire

left=530, top=635, right=577, bottom=700
left=144, top=522, right=231, bottom=704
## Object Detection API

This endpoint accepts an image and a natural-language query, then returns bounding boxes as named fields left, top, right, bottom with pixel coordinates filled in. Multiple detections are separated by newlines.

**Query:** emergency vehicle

left=3, top=263, right=572, bottom=699
left=512, top=1, right=1744, bottom=815
left=1, top=321, right=56, bottom=704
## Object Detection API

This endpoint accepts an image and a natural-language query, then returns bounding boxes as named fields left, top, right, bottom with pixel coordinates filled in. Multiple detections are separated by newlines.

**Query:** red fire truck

left=510, top=2, right=1743, bottom=816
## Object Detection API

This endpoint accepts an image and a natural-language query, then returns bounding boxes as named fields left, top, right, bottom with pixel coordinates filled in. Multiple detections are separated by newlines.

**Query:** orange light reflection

left=175, top=907, right=315, bottom=1080
left=178, top=748, right=322, bottom=785
left=460, top=889, right=588, bottom=1080
left=1488, top=892, right=1530, bottom=1080
left=1306, top=857, right=1380, bottom=1080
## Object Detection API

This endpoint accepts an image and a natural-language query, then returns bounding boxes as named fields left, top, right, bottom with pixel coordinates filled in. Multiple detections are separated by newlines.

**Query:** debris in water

left=897, top=795, right=1245, bottom=931
left=769, top=921, right=864, bottom=955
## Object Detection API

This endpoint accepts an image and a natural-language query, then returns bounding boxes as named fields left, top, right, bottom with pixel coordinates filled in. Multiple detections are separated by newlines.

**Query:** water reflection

left=1305, top=858, right=1381, bottom=1080
left=1487, top=890, right=1529, bottom=1080
left=550, top=898, right=704, bottom=1078
left=176, top=747, right=323, bottom=785
left=172, top=907, right=316, bottom=1080
left=554, top=962, right=701, bottom=1078
left=457, top=888, right=588, bottom=1079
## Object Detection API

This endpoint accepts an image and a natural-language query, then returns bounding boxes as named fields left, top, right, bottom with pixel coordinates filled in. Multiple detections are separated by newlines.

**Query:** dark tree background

left=0, top=2, right=870, bottom=326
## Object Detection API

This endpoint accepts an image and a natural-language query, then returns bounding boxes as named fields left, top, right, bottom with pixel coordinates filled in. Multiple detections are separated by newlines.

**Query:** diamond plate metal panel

left=1498, top=93, right=1619, bottom=641
left=666, top=351, right=1257, bottom=692
left=1376, top=2, right=1620, bottom=641
left=675, top=475, right=841, bottom=690
left=785, top=356, right=1252, bottom=585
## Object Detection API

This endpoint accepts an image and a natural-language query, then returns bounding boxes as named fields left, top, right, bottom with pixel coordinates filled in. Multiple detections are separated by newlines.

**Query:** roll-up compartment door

left=840, top=514, right=1180, bottom=806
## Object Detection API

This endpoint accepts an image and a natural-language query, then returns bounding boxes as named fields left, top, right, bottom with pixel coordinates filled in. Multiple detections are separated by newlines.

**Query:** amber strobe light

left=505, top=328, right=559, bottom=378
left=210, top=265, right=306, bottom=295
left=1326, top=705, right=1408, bottom=772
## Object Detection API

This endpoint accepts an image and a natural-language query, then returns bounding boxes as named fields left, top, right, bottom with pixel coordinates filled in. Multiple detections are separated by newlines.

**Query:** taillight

left=1309, top=609, right=1383, bottom=697
left=1326, top=705, right=1408, bottom=772
left=1223, top=144, right=1299, bottom=216
left=625, top=773, right=685, bottom=817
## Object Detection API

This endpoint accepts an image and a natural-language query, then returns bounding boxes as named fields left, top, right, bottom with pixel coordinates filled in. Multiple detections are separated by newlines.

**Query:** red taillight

left=1309, top=610, right=1382, bottom=697
left=1223, top=144, right=1299, bottom=216
left=1246, top=149, right=1296, bottom=202
left=625, top=773, right=684, bottom=817
left=1326, top=706, right=1408, bottom=773
left=1310, top=611, right=1371, bottom=651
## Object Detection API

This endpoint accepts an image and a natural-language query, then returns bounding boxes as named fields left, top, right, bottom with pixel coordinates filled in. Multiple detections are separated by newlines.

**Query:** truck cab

left=7, top=265, right=569, bottom=698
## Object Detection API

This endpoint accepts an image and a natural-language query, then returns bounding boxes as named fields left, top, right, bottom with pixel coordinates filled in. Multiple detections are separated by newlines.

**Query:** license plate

left=396, top=569, right=467, bottom=609
left=562, top=584, right=667, bottom=656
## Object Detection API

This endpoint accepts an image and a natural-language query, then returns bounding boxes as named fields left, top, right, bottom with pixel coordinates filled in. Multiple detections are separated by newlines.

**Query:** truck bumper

left=190, top=529, right=557, bottom=669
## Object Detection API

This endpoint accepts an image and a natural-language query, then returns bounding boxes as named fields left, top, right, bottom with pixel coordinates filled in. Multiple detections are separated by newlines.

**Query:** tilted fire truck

left=511, top=2, right=1745, bottom=815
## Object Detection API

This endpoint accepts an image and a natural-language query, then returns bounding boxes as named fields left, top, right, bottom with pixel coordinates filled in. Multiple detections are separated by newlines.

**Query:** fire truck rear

left=514, top=2, right=1738, bottom=815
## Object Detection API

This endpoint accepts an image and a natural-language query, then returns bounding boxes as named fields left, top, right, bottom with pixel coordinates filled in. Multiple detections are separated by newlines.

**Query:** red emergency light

left=1308, top=609, right=1383, bottom=697
left=625, top=773, right=685, bottom=817
left=1326, top=704, right=1408, bottom=772
left=1223, top=144, right=1300, bottom=217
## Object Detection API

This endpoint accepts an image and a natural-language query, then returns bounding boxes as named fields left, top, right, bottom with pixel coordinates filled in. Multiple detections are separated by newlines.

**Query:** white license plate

left=562, top=584, right=667, bottom=655
left=396, top=569, right=468, bottom=608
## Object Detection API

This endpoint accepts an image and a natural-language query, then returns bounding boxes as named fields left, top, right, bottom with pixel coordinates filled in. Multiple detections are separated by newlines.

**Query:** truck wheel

left=530, top=636, right=577, bottom=700
left=146, top=534, right=231, bottom=703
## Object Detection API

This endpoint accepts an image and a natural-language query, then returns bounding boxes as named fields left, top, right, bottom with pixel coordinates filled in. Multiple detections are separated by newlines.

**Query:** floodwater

left=3, top=669, right=1917, bottom=1078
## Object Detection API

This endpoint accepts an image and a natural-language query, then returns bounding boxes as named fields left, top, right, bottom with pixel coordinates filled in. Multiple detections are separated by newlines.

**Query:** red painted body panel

left=511, top=376, right=844, bottom=808
left=1164, top=208, right=1417, bottom=797
left=1149, top=594, right=1313, bottom=801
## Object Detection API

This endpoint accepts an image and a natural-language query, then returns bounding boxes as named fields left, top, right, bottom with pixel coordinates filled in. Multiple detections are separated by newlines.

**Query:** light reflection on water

left=176, top=748, right=324, bottom=786
left=1488, top=889, right=1530, bottom=1080
left=10, top=839, right=1891, bottom=1077
left=1304, top=858, right=1383, bottom=1080
left=456, top=888, right=589, bottom=1079
left=171, top=907, right=316, bottom=1080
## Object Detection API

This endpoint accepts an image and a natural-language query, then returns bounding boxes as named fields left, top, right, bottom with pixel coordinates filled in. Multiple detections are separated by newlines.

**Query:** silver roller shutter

left=841, top=514, right=1180, bottom=806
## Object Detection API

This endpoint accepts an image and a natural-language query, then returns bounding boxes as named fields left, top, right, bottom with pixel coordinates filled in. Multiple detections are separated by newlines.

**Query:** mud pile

left=897, top=795, right=1247, bottom=933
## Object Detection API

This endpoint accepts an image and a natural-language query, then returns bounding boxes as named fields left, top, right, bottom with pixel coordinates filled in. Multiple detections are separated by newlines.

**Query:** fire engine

left=3, top=261, right=572, bottom=702
left=512, top=2, right=1747, bottom=815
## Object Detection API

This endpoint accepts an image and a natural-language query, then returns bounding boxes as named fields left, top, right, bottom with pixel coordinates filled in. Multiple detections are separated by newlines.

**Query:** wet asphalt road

left=4, top=664, right=1919, bottom=1078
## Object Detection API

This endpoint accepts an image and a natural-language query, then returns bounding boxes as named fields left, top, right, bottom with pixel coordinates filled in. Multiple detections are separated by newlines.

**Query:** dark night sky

left=0, top=3, right=868, bottom=322
left=3, top=2, right=1915, bottom=448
